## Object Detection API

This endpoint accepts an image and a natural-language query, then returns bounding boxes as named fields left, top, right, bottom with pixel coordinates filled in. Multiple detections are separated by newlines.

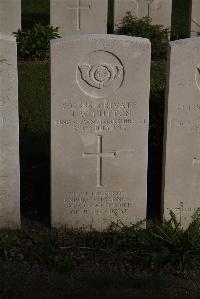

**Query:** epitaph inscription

left=65, top=191, right=132, bottom=220
left=51, top=35, right=150, bottom=230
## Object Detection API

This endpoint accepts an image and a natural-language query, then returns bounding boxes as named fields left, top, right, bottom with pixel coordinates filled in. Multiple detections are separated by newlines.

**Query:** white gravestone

left=190, top=0, right=200, bottom=37
left=162, top=38, right=200, bottom=228
left=50, top=0, right=108, bottom=37
left=114, top=0, right=172, bottom=30
left=0, top=34, right=20, bottom=228
left=51, top=34, right=151, bottom=230
left=0, top=0, right=21, bottom=35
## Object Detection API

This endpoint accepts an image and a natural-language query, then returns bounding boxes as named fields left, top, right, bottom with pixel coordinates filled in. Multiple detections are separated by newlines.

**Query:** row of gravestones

left=51, top=0, right=172, bottom=36
left=1, top=0, right=200, bottom=37
left=1, top=32, right=200, bottom=230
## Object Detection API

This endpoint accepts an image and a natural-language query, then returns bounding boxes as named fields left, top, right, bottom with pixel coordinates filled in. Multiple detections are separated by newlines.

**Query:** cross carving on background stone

left=83, top=135, right=116, bottom=188
left=145, top=0, right=154, bottom=18
left=66, top=0, right=91, bottom=31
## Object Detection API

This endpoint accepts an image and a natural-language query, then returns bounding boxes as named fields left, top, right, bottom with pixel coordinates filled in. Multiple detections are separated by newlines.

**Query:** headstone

left=190, top=0, right=200, bottom=37
left=50, top=0, right=108, bottom=37
left=0, top=34, right=20, bottom=228
left=114, top=0, right=172, bottom=30
left=51, top=34, right=150, bottom=230
left=0, top=0, right=21, bottom=35
left=162, top=38, right=200, bottom=228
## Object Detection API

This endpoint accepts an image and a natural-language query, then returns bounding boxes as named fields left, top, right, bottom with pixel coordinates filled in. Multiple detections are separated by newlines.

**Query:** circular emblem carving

left=195, top=66, right=200, bottom=90
left=77, top=50, right=124, bottom=98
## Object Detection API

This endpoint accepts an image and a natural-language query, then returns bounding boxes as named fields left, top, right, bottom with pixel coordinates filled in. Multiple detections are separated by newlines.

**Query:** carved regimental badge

left=77, top=50, right=124, bottom=98
left=195, top=66, right=200, bottom=90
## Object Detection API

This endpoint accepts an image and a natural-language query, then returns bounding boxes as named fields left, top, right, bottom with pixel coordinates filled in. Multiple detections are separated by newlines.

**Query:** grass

left=0, top=269, right=199, bottom=299
left=1, top=212, right=200, bottom=298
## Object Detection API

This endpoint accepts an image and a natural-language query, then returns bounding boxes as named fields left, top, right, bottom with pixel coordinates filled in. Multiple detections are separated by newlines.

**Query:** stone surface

left=50, top=0, right=108, bottom=37
left=190, top=0, right=200, bottom=37
left=0, top=0, right=21, bottom=35
left=162, top=37, right=200, bottom=228
left=114, top=0, right=172, bottom=30
left=51, top=34, right=150, bottom=230
left=0, top=34, right=20, bottom=228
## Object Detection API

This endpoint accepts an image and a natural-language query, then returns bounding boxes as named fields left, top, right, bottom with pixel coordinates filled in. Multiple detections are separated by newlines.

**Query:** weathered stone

left=50, top=0, right=108, bottom=37
left=51, top=34, right=150, bottom=230
left=190, top=0, right=200, bottom=37
left=114, top=0, right=172, bottom=30
left=162, top=38, right=200, bottom=228
left=0, top=0, right=21, bottom=35
left=0, top=34, right=20, bottom=228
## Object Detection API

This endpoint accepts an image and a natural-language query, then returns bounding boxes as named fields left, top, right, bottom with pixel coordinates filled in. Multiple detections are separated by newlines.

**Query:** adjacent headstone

left=0, top=34, right=20, bottom=228
left=190, top=0, right=200, bottom=37
left=114, top=0, right=172, bottom=30
left=50, top=0, right=108, bottom=37
left=51, top=34, right=151, bottom=230
left=0, top=0, right=21, bottom=35
left=162, top=38, right=200, bottom=228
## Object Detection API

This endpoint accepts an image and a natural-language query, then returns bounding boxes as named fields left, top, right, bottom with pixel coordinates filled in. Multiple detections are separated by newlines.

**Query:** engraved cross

left=83, top=135, right=116, bottom=188
left=145, top=0, right=154, bottom=18
left=66, top=0, right=91, bottom=31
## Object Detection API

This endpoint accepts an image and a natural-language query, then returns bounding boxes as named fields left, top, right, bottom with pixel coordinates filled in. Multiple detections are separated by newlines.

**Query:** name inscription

left=55, top=100, right=147, bottom=132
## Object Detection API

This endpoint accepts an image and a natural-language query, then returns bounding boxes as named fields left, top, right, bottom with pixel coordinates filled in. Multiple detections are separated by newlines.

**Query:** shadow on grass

left=0, top=268, right=199, bottom=299
left=171, top=0, right=191, bottom=39
left=20, top=133, right=50, bottom=226
left=21, top=0, right=50, bottom=29
left=22, top=13, right=50, bottom=29
left=18, top=63, right=50, bottom=226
